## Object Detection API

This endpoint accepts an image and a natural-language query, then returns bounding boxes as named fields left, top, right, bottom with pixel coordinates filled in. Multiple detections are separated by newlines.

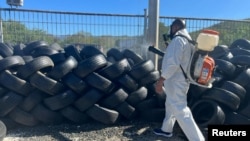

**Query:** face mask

left=168, top=25, right=175, bottom=40
left=162, top=27, right=173, bottom=47
left=163, top=28, right=171, bottom=41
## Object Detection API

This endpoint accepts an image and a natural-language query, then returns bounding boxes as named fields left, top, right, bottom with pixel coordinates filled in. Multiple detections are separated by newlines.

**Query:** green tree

left=2, top=19, right=250, bottom=51
left=158, top=22, right=169, bottom=51
left=189, top=20, right=250, bottom=47
left=2, top=20, right=56, bottom=44
left=211, top=20, right=250, bottom=46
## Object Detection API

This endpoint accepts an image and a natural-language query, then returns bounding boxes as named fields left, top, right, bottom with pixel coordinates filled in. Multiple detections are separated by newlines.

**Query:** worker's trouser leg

left=161, top=80, right=205, bottom=141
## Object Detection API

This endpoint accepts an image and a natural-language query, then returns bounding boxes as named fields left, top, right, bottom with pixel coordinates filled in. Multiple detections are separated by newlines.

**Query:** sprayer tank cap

left=202, top=29, right=219, bottom=35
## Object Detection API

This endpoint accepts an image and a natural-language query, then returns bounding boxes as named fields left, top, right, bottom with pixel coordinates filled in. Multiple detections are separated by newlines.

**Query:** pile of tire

left=0, top=40, right=165, bottom=130
left=1, top=38, right=250, bottom=131
left=189, top=38, right=250, bottom=129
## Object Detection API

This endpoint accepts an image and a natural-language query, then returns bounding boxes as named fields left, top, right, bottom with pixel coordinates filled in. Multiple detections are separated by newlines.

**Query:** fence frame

left=0, top=8, right=250, bottom=56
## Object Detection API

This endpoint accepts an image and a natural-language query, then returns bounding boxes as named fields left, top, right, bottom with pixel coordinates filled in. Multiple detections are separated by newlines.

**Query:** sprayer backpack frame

left=176, top=35, right=215, bottom=88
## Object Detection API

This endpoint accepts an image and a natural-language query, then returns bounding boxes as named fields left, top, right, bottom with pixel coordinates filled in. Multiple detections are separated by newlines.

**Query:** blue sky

left=0, top=0, right=250, bottom=20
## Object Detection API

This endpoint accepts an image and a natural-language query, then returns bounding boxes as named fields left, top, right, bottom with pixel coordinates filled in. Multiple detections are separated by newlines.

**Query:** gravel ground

left=2, top=120, right=208, bottom=141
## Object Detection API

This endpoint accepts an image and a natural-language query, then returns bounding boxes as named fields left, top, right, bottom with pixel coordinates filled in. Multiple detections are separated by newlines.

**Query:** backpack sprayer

left=149, top=29, right=219, bottom=88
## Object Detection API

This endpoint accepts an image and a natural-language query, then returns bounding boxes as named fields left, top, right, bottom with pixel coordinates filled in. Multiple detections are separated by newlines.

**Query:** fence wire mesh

left=1, top=8, right=250, bottom=56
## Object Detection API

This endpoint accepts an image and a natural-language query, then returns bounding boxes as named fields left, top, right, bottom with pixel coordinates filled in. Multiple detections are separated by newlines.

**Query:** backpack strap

left=180, top=65, right=188, bottom=80
left=173, top=34, right=196, bottom=81
left=174, top=34, right=197, bottom=46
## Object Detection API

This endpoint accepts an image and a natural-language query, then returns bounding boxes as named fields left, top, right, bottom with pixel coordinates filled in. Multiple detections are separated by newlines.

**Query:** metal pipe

left=0, top=15, right=3, bottom=43
left=147, top=0, right=159, bottom=70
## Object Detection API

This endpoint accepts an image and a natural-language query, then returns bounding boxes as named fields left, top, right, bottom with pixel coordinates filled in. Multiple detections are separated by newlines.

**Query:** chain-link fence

left=1, top=8, right=250, bottom=55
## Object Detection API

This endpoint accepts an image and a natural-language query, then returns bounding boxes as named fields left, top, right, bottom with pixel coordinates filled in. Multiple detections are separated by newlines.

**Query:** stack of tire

left=0, top=40, right=165, bottom=130
left=189, top=38, right=250, bottom=129
left=1, top=38, right=250, bottom=131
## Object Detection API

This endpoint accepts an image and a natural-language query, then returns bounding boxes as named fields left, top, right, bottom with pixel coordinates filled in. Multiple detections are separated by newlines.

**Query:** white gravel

left=1, top=120, right=204, bottom=141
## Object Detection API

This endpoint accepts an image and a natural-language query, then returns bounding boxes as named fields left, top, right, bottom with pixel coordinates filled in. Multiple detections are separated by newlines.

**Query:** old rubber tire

left=29, top=71, right=66, bottom=95
left=98, top=58, right=131, bottom=81
left=16, top=56, right=54, bottom=79
left=0, top=70, right=35, bottom=96
left=115, top=101, right=137, bottom=120
left=74, top=54, right=107, bottom=78
left=0, top=55, right=25, bottom=72
left=0, top=92, right=23, bottom=117
left=128, top=59, right=155, bottom=81
left=31, top=104, right=64, bottom=125
left=202, top=87, right=241, bottom=111
left=43, top=90, right=77, bottom=111
left=85, top=72, right=115, bottom=94
left=74, top=89, right=104, bottom=112
left=9, top=107, right=40, bottom=127
left=99, top=88, right=129, bottom=109
left=62, top=72, right=89, bottom=95
left=47, top=56, right=78, bottom=80
left=60, top=106, right=91, bottom=124
left=191, top=99, right=225, bottom=128
left=86, top=104, right=120, bottom=125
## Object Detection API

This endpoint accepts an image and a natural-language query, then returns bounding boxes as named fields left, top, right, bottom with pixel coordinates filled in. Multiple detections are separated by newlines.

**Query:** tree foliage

left=158, top=22, right=169, bottom=51
left=209, top=20, right=250, bottom=46
left=2, top=20, right=56, bottom=44
left=1, top=19, right=250, bottom=51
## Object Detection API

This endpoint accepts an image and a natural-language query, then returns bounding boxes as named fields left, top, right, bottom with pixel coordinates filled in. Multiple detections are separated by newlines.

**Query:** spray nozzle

left=162, top=33, right=170, bottom=47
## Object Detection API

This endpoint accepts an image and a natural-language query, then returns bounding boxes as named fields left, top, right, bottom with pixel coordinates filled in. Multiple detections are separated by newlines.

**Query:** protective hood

left=167, top=18, right=187, bottom=40
left=174, top=28, right=192, bottom=41
left=161, top=28, right=193, bottom=81
left=167, top=28, right=192, bottom=41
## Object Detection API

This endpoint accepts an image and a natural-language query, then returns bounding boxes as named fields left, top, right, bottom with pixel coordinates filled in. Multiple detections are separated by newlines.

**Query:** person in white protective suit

left=153, top=19, right=205, bottom=141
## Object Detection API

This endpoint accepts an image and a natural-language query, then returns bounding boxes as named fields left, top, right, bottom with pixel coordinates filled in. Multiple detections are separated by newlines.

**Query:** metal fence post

left=142, top=8, right=148, bottom=59
left=147, top=0, right=159, bottom=70
left=0, top=10, right=3, bottom=43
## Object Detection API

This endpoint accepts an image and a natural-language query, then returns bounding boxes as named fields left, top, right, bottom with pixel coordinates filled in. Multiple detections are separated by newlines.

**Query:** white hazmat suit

left=160, top=28, right=205, bottom=141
